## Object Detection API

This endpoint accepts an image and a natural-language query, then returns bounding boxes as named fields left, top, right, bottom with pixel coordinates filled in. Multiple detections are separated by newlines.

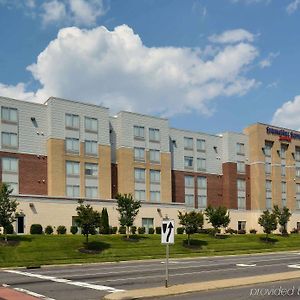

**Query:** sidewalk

left=0, top=287, right=39, bottom=300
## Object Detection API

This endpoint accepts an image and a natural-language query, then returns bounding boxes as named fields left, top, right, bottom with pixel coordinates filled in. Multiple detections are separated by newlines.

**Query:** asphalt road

left=1, top=251, right=300, bottom=300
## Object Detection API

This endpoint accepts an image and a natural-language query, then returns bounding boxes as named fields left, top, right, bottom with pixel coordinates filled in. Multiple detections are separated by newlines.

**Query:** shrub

left=155, top=227, right=161, bottom=234
left=138, top=227, right=145, bottom=234
left=70, top=226, right=78, bottom=235
left=291, top=228, right=299, bottom=234
left=5, top=223, right=14, bottom=234
left=148, top=227, right=154, bottom=234
left=30, top=224, right=43, bottom=234
left=131, top=226, right=137, bottom=235
left=45, top=225, right=53, bottom=235
left=111, top=226, right=118, bottom=234
left=119, top=226, right=126, bottom=234
left=56, top=225, right=67, bottom=234
left=250, top=229, right=257, bottom=234
left=237, top=229, right=246, bottom=234
left=177, top=227, right=184, bottom=234
left=225, top=228, right=237, bottom=234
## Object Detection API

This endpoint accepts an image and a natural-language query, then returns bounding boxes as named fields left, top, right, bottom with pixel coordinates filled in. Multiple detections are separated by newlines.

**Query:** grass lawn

left=1, top=233, right=300, bottom=268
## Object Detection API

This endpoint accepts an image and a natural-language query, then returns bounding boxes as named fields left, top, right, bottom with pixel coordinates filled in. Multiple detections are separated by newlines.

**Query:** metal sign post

left=161, top=218, right=175, bottom=288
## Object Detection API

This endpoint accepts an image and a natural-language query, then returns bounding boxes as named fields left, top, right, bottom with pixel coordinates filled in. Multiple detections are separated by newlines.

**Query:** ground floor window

left=297, top=222, right=300, bottom=231
left=238, top=221, right=246, bottom=231
left=142, top=218, right=154, bottom=234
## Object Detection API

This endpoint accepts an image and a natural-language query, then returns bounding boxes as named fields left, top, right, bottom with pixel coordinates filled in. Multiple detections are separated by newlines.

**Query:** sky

left=0, top=0, right=300, bottom=134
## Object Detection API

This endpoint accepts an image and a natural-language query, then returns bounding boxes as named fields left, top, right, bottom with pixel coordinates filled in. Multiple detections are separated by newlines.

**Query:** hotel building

left=1, top=96, right=300, bottom=234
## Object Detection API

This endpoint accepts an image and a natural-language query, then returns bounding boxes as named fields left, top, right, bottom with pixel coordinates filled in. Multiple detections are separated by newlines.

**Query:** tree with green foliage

left=273, top=205, right=291, bottom=235
left=178, top=210, right=204, bottom=246
left=0, top=183, right=18, bottom=242
left=100, top=208, right=110, bottom=234
left=258, top=210, right=278, bottom=240
left=116, top=193, right=141, bottom=239
left=205, top=206, right=230, bottom=236
left=76, top=200, right=101, bottom=243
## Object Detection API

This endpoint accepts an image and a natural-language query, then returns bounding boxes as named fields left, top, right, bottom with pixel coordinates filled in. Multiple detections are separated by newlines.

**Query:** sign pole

left=165, top=243, right=169, bottom=288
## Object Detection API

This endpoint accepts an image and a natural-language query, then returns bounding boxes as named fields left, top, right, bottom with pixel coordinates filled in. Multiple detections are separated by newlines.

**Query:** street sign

left=161, top=219, right=175, bottom=244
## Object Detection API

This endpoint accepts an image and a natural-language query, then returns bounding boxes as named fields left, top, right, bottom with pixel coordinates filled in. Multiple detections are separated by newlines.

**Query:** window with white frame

left=85, top=163, right=98, bottom=176
left=295, top=147, right=300, bottom=161
left=296, top=167, right=300, bottom=178
left=266, top=180, right=272, bottom=191
left=238, top=197, right=246, bottom=210
left=1, top=107, right=18, bottom=123
left=135, top=190, right=146, bottom=201
left=264, top=142, right=272, bottom=157
left=280, top=144, right=288, bottom=159
left=265, top=162, right=271, bottom=175
left=185, top=176, right=194, bottom=188
left=197, top=176, right=207, bottom=189
left=184, top=156, right=193, bottom=169
left=134, top=168, right=145, bottom=183
left=149, top=149, right=160, bottom=163
left=265, top=181, right=272, bottom=209
left=65, top=138, right=79, bottom=153
left=85, top=140, right=98, bottom=155
left=149, top=128, right=160, bottom=142
left=184, top=137, right=193, bottom=150
left=197, top=158, right=206, bottom=171
left=133, top=125, right=145, bottom=139
left=185, top=194, right=194, bottom=207
left=65, top=114, right=79, bottom=130
left=236, top=142, right=245, bottom=155
left=134, top=147, right=145, bottom=162
left=1, top=132, right=18, bottom=148
left=150, top=170, right=160, bottom=184
left=4, top=182, right=18, bottom=194
left=66, top=161, right=80, bottom=176
left=66, top=185, right=80, bottom=197
left=296, top=184, right=300, bottom=209
left=85, top=186, right=98, bottom=198
left=2, top=157, right=18, bottom=173
left=281, top=160, right=286, bottom=176
left=196, top=139, right=206, bottom=152
left=198, top=195, right=207, bottom=209
left=237, top=161, right=245, bottom=173
left=85, top=117, right=98, bottom=132
left=238, top=221, right=246, bottom=231
left=150, top=191, right=160, bottom=202
left=237, top=179, right=245, bottom=191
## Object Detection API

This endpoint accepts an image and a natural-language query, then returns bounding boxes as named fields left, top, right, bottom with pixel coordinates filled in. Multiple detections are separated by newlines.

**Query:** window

left=184, top=137, right=193, bottom=150
left=296, top=167, right=300, bottom=178
left=1, top=107, right=17, bottom=123
left=238, top=221, right=246, bottom=231
left=66, top=185, right=80, bottom=197
left=185, top=194, right=194, bottom=207
left=85, top=140, right=98, bottom=155
left=85, top=163, right=98, bottom=176
left=238, top=197, right=246, bottom=210
left=142, top=218, right=154, bottom=233
left=150, top=170, right=160, bottom=184
left=196, top=139, right=206, bottom=152
left=236, top=143, right=245, bottom=155
left=280, top=144, right=288, bottom=159
left=197, top=176, right=207, bottom=189
left=149, top=128, right=160, bottom=142
left=85, top=186, right=98, bottom=198
left=85, top=117, right=98, bottom=132
left=149, top=149, right=160, bottom=163
left=281, top=160, right=286, bottom=176
left=265, top=162, right=271, bottom=175
left=282, top=181, right=286, bottom=193
left=150, top=191, right=160, bottom=202
left=282, top=198, right=287, bottom=208
left=266, top=180, right=272, bottom=191
left=65, top=114, right=79, bottom=130
left=266, top=198, right=272, bottom=209
left=197, top=158, right=206, bottom=171
left=296, top=147, right=300, bottom=161
left=198, top=195, right=207, bottom=209
left=66, top=161, right=80, bottom=176
left=265, top=180, right=272, bottom=209
left=1, top=132, right=18, bottom=148
left=133, top=125, right=145, bottom=139
left=65, top=138, right=79, bottom=153
left=237, top=179, right=245, bottom=191
left=134, top=147, right=145, bottom=162
left=264, top=142, right=272, bottom=157
left=185, top=176, right=194, bottom=188
left=296, top=184, right=300, bottom=209
left=237, top=161, right=245, bottom=173
left=134, top=168, right=145, bottom=183
left=2, top=157, right=18, bottom=172
left=184, top=156, right=193, bottom=169
left=135, top=190, right=146, bottom=201
left=4, top=182, right=18, bottom=194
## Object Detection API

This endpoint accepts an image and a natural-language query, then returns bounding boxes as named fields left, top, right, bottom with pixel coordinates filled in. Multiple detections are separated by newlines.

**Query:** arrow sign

left=161, top=220, right=175, bottom=244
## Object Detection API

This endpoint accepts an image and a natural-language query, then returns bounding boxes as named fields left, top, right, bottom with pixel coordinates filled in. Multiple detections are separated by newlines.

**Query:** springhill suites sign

left=266, top=126, right=300, bottom=141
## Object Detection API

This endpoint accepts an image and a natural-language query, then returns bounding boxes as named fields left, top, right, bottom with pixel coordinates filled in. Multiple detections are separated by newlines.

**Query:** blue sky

left=0, top=0, right=300, bottom=134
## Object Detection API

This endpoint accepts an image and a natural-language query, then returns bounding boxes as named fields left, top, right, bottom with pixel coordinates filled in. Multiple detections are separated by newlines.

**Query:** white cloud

left=259, top=51, right=279, bottom=68
left=231, top=0, right=271, bottom=4
left=41, top=0, right=66, bottom=25
left=1, top=25, right=259, bottom=117
left=0, top=83, right=36, bottom=101
left=209, top=29, right=255, bottom=44
left=286, top=0, right=300, bottom=14
left=272, top=95, right=300, bottom=129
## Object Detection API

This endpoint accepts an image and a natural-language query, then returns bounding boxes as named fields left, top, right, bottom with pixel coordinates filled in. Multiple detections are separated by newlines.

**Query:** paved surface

left=1, top=251, right=300, bottom=299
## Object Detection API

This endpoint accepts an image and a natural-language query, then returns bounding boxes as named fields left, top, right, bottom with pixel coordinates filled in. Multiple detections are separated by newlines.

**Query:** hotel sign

left=266, top=126, right=300, bottom=142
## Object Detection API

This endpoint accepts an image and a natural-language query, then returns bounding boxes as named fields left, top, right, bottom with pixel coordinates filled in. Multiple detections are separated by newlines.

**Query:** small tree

left=258, top=210, right=278, bottom=240
left=116, top=193, right=141, bottom=239
left=0, top=183, right=18, bottom=242
left=100, top=208, right=110, bottom=234
left=273, top=205, right=291, bottom=235
left=76, top=200, right=101, bottom=243
left=205, top=206, right=230, bottom=236
left=178, top=211, right=204, bottom=245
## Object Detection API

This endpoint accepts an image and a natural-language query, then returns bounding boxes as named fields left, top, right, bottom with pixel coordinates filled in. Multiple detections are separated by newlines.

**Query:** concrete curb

left=103, top=271, right=300, bottom=300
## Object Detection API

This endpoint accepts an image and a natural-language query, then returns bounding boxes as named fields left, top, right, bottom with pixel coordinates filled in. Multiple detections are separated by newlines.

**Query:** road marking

left=4, top=270, right=124, bottom=293
left=14, top=288, right=56, bottom=300
left=236, top=263, right=257, bottom=267
left=288, top=264, right=300, bottom=269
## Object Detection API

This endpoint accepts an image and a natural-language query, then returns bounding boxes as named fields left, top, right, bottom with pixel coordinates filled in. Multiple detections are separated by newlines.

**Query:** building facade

left=1, top=96, right=300, bottom=234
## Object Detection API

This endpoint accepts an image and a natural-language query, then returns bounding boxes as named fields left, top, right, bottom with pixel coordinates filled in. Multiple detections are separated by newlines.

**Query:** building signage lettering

left=266, top=126, right=300, bottom=141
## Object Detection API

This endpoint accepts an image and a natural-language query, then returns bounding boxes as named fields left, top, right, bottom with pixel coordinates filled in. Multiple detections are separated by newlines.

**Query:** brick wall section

left=207, top=174, right=223, bottom=207
left=0, top=151, right=47, bottom=195
left=111, top=163, right=118, bottom=198
left=246, top=164, right=251, bottom=210
left=222, top=162, right=237, bottom=209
